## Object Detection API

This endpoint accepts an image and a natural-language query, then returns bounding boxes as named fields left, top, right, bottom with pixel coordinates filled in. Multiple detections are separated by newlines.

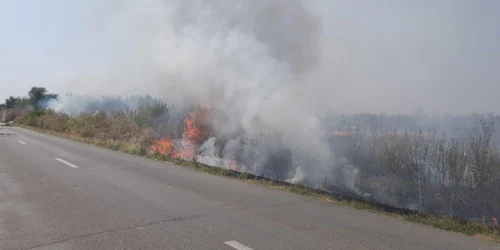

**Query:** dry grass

left=4, top=103, right=497, bottom=244
left=16, top=124, right=500, bottom=243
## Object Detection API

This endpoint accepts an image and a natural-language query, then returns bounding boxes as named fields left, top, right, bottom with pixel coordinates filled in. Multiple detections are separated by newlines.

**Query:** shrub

left=35, top=111, right=70, bottom=132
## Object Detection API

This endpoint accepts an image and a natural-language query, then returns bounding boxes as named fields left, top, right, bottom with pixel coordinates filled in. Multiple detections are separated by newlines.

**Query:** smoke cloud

left=48, top=0, right=337, bottom=186
left=47, top=0, right=500, bottom=188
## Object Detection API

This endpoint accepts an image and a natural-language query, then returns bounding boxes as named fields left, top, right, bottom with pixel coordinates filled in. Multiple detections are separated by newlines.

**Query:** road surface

left=0, top=127, right=497, bottom=250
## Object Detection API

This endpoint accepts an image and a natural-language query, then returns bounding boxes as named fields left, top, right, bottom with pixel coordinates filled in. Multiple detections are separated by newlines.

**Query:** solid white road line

left=55, top=158, right=79, bottom=168
left=18, top=140, right=27, bottom=145
left=224, top=241, right=253, bottom=250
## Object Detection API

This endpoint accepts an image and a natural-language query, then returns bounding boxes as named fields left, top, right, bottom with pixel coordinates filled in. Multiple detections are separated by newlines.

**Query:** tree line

left=1, top=86, right=58, bottom=109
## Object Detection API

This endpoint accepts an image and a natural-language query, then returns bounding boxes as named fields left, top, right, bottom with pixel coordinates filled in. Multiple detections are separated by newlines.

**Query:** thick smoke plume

left=45, top=0, right=500, bottom=219
left=50, top=0, right=336, bottom=186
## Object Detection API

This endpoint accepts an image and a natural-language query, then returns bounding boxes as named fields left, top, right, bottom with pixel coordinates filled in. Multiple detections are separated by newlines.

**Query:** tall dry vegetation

left=331, top=116, right=500, bottom=219
left=2, top=88, right=499, bottom=221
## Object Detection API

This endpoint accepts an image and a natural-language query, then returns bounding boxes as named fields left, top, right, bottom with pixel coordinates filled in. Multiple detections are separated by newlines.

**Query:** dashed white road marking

left=224, top=241, right=253, bottom=250
left=55, top=158, right=79, bottom=168
left=18, top=140, right=27, bottom=145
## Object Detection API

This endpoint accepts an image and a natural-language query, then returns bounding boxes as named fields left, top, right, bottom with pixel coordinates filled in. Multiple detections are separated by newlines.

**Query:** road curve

left=0, top=126, right=497, bottom=250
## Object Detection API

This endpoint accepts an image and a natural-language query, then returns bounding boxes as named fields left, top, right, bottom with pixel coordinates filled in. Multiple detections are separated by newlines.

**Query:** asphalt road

left=0, top=127, right=497, bottom=250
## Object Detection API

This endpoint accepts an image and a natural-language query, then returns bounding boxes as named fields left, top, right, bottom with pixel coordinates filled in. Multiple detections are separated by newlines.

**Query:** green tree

left=4, top=96, right=20, bottom=108
left=27, top=87, right=58, bottom=107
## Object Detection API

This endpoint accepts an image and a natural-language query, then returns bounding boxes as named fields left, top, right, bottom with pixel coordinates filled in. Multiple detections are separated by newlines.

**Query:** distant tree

left=27, top=87, right=58, bottom=107
left=46, top=93, right=58, bottom=99
left=4, top=96, right=20, bottom=108
left=18, top=97, right=31, bottom=107
left=28, top=87, right=48, bottom=105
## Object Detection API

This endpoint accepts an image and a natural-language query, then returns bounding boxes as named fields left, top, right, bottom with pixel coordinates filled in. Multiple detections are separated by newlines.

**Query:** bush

left=35, top=111, right=70, bottom=132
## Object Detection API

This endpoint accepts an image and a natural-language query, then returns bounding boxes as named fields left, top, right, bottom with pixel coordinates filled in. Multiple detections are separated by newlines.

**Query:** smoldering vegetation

left=328, top=113, right=500, bottom=219
left=5, top=92, right=497, bottom=221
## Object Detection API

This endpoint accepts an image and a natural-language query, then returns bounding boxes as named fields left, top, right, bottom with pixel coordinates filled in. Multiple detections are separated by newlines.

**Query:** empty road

left=0, top=127, right=497, bottom=250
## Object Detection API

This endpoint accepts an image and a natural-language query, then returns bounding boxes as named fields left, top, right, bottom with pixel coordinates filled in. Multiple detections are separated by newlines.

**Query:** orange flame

left=151, top=107, right=246, bottom=173
left=178, top=109, right=209, bottom=160
left=151, top=107, right=210, bottom=160
left=151, top=137, right=179, bottom=158
left=332, top=130, right=350, bottom=136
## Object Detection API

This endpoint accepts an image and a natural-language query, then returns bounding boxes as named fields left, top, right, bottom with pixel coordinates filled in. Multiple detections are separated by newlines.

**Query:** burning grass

left=151, top=108, right=210, bottom=160
left=4, top=92, right=500, bottom=243
left=13, top=123, right=500, bottom=242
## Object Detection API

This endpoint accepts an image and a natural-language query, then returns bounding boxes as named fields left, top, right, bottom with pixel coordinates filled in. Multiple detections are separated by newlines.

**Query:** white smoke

left=287, top=166, right=306, bottom=185
left=47, top=94, right=151, bottom=116
left=50, top=0, right=341, bottom=186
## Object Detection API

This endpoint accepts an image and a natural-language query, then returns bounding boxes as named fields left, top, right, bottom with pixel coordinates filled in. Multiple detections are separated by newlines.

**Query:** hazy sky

left=1, top=0, right=499, bottom=114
